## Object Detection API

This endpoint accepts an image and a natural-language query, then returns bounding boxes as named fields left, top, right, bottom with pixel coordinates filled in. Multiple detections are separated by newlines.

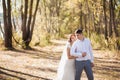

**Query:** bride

left=57, top=34, right=77, bottom=80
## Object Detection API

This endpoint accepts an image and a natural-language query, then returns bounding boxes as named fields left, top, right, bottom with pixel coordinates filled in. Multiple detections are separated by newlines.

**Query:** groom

left=70, top=29, right=94, bottom=80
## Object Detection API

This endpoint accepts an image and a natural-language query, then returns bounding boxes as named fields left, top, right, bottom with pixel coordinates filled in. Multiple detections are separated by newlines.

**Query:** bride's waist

left=66, top=59, right=75, bottom=62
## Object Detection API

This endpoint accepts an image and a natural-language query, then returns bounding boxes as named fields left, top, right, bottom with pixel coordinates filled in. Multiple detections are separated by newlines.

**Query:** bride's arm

left=67, top=47, right=77, bottom=59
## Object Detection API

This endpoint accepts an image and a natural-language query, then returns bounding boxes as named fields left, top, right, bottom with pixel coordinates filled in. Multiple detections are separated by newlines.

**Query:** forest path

left=0, top=39, right=120, bottom=80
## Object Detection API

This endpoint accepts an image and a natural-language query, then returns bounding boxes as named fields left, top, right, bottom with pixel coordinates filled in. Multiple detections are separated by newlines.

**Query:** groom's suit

left=70, top=38, right=94, bottom=80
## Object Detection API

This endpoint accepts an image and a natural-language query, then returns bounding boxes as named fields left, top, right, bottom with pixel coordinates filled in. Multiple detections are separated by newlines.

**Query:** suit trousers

left=75, top=60, right=94, bottom=80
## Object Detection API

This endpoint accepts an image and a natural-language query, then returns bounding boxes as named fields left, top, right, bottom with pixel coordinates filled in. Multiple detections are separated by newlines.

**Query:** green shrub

left=88, top=32, right=120, bottom=50
left=89, top=33, right=106, bottom=49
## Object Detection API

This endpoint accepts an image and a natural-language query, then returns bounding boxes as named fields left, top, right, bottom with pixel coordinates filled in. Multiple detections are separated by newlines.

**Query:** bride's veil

left=56, top=42, right=69, bottom=80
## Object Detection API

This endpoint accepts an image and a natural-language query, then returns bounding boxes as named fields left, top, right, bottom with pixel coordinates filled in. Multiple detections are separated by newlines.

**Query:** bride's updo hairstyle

left=68, top=34, right=76, bottom=43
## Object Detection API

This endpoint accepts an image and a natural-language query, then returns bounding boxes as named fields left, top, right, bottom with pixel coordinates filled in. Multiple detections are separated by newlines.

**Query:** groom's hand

left=91, top=63, right=94, bottom=67
left=82, top=52, right=86, bottom=57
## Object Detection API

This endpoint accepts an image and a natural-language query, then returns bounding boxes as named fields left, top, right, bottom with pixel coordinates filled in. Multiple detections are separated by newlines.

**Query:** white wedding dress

left=57, top=42, right=75, bottom=80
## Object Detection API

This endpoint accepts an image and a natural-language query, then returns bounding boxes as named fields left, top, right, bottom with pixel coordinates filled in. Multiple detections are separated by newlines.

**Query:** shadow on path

left=0, top=66, right=51, bottom=80
left=93, top=57, right=120, bottom=80
left=6, top=48, right=61, bottom=60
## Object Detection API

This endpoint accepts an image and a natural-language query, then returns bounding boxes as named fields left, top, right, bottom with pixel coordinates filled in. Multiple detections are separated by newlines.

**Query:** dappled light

left=0, top=0, right=120, bottom=80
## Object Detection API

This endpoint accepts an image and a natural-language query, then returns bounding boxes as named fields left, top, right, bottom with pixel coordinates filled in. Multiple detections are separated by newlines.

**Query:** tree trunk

left=109, top=0, right=113, bottom=37
left=103, top=0, right=108, bottom=40
left=86, top=0, right=90, bottom=37
left=23, top=0, right=33, bottom=47
left=26, top=0, right=33, bottom=39
left=22, top=0, right=28, bottom=43
left=29, top=0, right=40, bottom=40
left=2, top=0, right=13, bottom=49
left=112, top=0, right=118, bottom=37
left=83, top=13, right=87, bottom=33
left=109, top=0, right=118, bottom=37
left=22, top=0, right=40, bottom=48
left=79, top=3, right=83, bottom=29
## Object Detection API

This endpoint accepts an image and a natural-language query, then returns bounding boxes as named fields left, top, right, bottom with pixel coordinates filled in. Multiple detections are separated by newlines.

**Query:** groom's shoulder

left=74, top=39, right=79, bottom=43
left=85, top=38, right=91, bottom=42
left=85, top=38, right=90, bottom=41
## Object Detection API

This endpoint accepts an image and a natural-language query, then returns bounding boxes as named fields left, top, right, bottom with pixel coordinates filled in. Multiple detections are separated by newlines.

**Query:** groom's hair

left=75, top=29, right=83, bottom=34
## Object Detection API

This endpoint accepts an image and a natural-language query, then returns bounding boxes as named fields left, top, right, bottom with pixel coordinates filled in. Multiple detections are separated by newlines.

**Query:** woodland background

left=0, top=0, right=120, bottom=80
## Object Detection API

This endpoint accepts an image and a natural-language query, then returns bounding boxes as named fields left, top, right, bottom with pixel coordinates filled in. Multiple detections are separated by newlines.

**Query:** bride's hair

left=68, top=34, right=76, bottom=43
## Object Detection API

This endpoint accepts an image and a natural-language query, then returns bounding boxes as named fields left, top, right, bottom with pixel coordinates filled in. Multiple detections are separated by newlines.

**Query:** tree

left=103, top=0, right=108, bottom=40
left=21, top=0, right=40, bottom=48
left=109, top=0, right=118, bottom=37
left=2, top=0, right=13, bottom=49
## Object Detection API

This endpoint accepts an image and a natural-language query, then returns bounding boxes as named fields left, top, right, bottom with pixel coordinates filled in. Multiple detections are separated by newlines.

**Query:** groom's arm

left=88, top=40, right=94, bottom=67
left=70, top=42, right=82, bottom=57
left=89, top=41, right=94, bottom=63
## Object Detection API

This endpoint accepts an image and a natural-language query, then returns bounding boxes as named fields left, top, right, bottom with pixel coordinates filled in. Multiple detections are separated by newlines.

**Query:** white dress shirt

left=70, top=38, right=94, bottom=62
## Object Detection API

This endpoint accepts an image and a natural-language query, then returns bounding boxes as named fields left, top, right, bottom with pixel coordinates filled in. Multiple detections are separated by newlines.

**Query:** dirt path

left=0, top=39, right=120, bottom=80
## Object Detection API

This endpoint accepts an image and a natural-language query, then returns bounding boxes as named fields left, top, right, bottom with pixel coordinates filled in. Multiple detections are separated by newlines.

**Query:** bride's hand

left=74, top=56, right=79, bottom=58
